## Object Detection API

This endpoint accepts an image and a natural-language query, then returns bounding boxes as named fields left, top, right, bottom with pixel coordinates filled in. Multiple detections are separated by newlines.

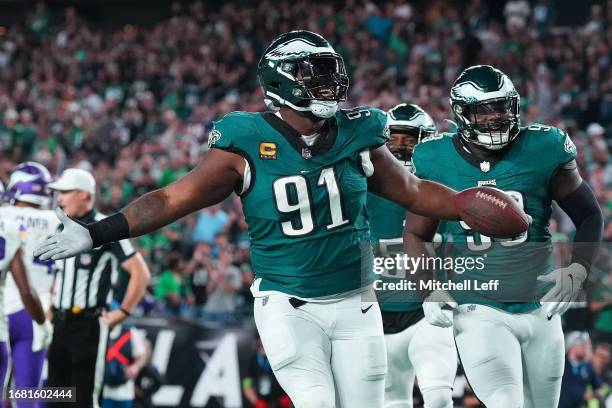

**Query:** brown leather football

left=454, top=187, right=530, bottom=239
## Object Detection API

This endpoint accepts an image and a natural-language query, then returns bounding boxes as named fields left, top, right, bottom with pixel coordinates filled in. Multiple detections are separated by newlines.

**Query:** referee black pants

left=47, top=315, right=109, bottom=408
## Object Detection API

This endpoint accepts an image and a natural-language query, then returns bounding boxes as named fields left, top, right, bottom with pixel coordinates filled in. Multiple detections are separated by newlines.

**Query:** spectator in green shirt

left=154, top=254, right=194, bottom=317
left=12, top=109, right=38, bottom=162
left=0, top=109, right=18, bottom=155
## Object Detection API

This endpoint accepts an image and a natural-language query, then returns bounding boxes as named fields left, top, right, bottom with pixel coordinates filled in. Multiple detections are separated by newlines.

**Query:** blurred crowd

left=0, top=1, right=610, bottom=405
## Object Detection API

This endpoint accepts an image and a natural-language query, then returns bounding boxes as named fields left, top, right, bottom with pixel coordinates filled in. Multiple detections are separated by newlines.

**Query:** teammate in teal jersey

left=368, top=104, right=457, bottom=408
left=407, top=65, right=604, bottom=408
left=35, top=34, right=513, bottom=408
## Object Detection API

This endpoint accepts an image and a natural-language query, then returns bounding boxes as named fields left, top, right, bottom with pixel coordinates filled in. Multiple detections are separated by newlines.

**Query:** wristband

left=88, top=212, right=130, bottom=248
left=119, top=307, right=131, bottom=317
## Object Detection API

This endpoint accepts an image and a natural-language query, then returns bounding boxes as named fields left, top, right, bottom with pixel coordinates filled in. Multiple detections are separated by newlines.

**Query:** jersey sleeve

left=0, top=219, right=23, bottom=268
left=368, top=107, right=390, bottom=148
left=528, top=125, right=578, bottom=182
left=208, top=111, right=257, bottom=152
left=339, top=107, right=389, bottom=152
left=550, top=126, right=577, bottom=165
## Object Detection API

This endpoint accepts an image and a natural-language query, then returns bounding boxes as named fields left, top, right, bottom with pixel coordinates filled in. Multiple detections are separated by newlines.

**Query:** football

left=454, top=187, right=530, bottom=239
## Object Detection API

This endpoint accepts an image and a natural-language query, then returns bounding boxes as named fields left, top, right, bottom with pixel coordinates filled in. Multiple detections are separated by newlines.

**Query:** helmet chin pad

left=309, top=100, right=338, bottom=118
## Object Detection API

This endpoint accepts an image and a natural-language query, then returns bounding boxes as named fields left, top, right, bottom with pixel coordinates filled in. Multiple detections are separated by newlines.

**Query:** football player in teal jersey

left=36, top=34, right=514, bottom=408
left=407, top=65, right=603, bottom=408
left=368, top=104, right=457, bottom=408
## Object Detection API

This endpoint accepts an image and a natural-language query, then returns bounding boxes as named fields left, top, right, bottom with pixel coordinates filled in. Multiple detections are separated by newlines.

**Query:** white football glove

left=423, top=290, right=457, bottom=328
left=538, top=263, right=587, bottom=319
left=33, top=208, right=93, bottom=261
left=32, top=320, right=53, bottom=352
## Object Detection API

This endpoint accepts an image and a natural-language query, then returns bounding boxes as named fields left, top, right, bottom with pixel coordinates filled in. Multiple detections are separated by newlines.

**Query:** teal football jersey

left=367, top=193, right=421, bottom=312
left=210, top=108, right=388, bottom=298
left=368, top=193, right=450, bottom=312
left=412, top=125, right=577, bottom=313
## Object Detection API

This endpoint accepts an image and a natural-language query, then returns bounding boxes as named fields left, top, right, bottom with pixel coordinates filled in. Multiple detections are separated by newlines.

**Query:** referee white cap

left=48, top=168, right=96, bottom=196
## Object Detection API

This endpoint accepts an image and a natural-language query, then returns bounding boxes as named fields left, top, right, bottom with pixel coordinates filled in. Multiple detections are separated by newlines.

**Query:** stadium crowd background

left=0, top=0, right=610, bottom=406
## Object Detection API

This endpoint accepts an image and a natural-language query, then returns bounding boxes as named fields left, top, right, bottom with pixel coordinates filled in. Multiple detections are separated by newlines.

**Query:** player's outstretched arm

left=10, top=248, right=45, bottom=324
left=550, top=160, right=604, bottom=269
left=120, top=148, right=243, bottom=236
left=367, top=145, right=459, bottom=220
left=35, top=149, right=244, bottom=260
left=539, top=160, right=604, bottom=318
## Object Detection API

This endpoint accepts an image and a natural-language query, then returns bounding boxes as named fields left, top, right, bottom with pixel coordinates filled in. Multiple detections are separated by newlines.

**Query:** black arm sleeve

left=556, top=182, right=604, bottom=271
left=88, top=212, right=131, bottom=248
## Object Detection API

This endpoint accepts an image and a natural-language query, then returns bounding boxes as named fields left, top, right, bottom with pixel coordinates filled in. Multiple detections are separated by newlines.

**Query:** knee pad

left=488, top=387, right=523, bottom=408
left=421, top=387, right=453, bottom=408
left=361, top=336, right=387, bottom=381
left=257, top=318, right=299, bottom=371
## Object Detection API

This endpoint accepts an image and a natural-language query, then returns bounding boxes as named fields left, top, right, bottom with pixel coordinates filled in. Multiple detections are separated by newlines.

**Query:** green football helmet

left=450, top=65, right=520, bottom=150
left=387, top=103, right=437, bottom=161
left=257, top=30, right=349, bottom=119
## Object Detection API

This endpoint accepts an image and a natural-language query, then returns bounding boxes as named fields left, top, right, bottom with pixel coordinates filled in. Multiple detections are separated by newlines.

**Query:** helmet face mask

left=283, top=54, right=348, bottom=101
left=386, top=103, right=437, bottom=162
left=258, top=31, right=349, bottom=119
left=454, top=97, right=520, bottom=150
left=451, top=65, right=520, bottom=150
left=388, top=131, right=420, bottom=161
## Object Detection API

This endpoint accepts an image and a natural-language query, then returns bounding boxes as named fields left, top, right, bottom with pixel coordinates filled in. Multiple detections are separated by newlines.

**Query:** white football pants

left=384, top=316, right=456, bottom=408
left=453, top=304, right=565, bottom=408
left=254, top=289, right=387, bottom=408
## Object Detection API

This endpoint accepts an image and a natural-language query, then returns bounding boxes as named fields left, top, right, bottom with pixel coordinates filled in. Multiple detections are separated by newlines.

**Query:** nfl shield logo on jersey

left=301, top=148, right=312, bottom=159
left=480, top=161, right=490, bottom=173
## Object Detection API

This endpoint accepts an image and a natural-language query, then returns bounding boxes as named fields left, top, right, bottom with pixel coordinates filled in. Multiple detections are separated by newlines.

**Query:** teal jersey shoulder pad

left=208, top=111, right=260, bottom=150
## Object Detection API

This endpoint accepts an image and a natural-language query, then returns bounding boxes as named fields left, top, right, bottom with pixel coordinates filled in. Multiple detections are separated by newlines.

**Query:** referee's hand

left=101, top=310, right=127, bottom=328
left=34, top=208, right=94, bottom=261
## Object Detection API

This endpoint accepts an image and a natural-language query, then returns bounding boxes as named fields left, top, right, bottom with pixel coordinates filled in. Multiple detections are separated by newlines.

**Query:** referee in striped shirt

left=46, top=168, right=150, bottom=408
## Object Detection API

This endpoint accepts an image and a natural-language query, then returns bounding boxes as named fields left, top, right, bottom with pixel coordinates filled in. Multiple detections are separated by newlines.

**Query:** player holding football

left=368, top=104, right=457, bottom=408
left=408, top=65, right=603, bottom=407
left=2, top=162, right=56, bottom=401
left=0, top=178, right=50, bottom=404
left=36, top=33, right=520, bottom=407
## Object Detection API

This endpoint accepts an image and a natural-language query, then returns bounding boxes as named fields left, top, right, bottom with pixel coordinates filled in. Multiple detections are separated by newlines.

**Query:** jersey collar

left=261, top=112, right=338, bottom=158
left=452, top=134, right=509, bottom=172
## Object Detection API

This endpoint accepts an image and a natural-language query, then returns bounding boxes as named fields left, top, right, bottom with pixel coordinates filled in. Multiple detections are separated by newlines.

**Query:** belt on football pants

left=52, top=307, right=102, bottom=321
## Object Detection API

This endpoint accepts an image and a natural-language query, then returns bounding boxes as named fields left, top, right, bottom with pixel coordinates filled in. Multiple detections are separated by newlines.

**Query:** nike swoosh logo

left=361, top=304, right=373, bottom=314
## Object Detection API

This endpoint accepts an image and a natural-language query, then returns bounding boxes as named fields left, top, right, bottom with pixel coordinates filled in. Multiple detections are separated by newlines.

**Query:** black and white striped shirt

left=53, top=210, right=135, bottom=311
